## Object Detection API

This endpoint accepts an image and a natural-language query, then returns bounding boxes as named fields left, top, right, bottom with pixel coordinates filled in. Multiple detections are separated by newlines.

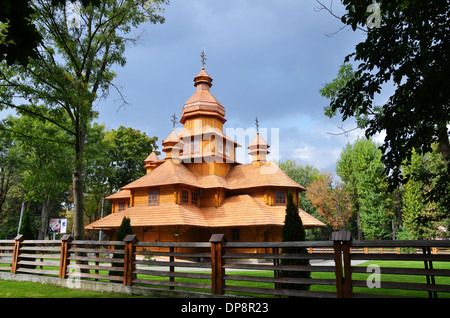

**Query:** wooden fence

left=1, top=232, right=450, bottom=298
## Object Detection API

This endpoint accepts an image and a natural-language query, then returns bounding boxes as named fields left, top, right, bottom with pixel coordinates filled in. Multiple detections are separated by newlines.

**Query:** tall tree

left=278, top=160, right=319, bottom=215
left=83, top=124, right=158, bottom=237
left=336, top=138, right=392, bottom=240
left=402, top=146, right=449, bottom=239
left=4, top=115, right=73, bottom=239
left=0, top=130, right=24, bottom=217
left=280, top=192, right=310, bottom=291
left=278, top=160, right=329, bottom=240
left=306, top=172, right=353, bottom=232
left=0, top=0, right=101, bottom=66
left=106, top=125, right=159, bottom=192
left=0, top=0, right=168, bottom=239
left=317, top=1, right=450, bottom=199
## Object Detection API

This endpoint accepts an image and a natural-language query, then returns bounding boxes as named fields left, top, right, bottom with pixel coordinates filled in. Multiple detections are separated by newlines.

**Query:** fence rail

left=1, top=232, right=450, bottom=298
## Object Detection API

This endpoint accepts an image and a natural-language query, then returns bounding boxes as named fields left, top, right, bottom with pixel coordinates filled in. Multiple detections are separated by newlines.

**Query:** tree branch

left=0, top=101, right=75, bottom=136
left=0, top=126, right=75, bottom=146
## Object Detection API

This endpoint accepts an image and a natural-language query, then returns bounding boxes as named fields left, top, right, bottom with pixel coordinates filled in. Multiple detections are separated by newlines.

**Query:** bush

left=109, top=217, right=133, bottom=278
left=280, top=192, right=310, bottom=291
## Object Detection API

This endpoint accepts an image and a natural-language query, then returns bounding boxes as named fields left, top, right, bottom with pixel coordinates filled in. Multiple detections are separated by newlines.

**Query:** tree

left=280, top=192, right=310, bottom=291
left=336, top=138, right=392, bottom=240
left=402, top=147, right=449, bottom=239
left=106, top=126, right=159, bottom=192
left=116, top=216, right=134, bottom=241
left=317, top=1, right=449, bottom=198
left=0, top=0, right=101, bottom=66
left=83, top=124, right=159, bottom=238
left=19, top=209, right=35, bottom=240
left=278, top=160, right=329, bottom=240
left=306, top=172, right=353, bottom=232
left=4, top=115, right=73, bottom=240
left=0, top=130, right=25, bottom=217
left=0, top=0, right=168, bottom=239
left=109, top=216, right=133, bottom=277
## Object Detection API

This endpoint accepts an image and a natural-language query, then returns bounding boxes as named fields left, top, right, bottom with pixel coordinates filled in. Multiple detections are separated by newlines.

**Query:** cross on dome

left=171, top=113, right=178, bottom=129
left=200, top=49, right=207, bottom=69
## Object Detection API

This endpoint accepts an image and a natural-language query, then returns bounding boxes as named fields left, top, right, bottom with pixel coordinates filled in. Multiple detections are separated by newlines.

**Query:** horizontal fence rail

left=0, top=232, right=449, bottom=298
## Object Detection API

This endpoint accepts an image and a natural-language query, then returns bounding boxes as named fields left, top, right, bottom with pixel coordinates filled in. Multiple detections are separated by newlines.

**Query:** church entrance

left=144, top=227, right=159, bottom=252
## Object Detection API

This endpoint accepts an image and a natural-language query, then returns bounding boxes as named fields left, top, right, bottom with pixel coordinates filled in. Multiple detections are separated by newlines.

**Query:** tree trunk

left=437, top=123, right=449, bottom=166
left=72, top=123, right=86, bottom=241
left=38, top=196, right=50, bottom=240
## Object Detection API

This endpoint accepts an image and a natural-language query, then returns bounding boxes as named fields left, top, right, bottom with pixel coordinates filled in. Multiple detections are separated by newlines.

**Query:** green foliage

left=109, top=216, right=133, bottom=277
left=401, top=147, right=449, bottom=239
left=0, top=0, right=168, bottom=239
left=278, top=160, right=329, bottom=240
left=280, top=192, right=310, bottom=291
left=106, top=126, right=159, bottom=192
left=320, top=1, right=449, bottom=200
left=116, top=216, right=134, bottom=241
left=336, top=138, right=391, bottom=240
left=306, top=172, right=353, bottom=232
left=19, top=209, right=35, bottom=240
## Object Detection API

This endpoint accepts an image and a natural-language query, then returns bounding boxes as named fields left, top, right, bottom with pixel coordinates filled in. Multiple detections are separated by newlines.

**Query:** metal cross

left=171, top=113, right=177, bottom=129
left=200, top=49, right=207, bottom=68
left=255, top=117, right=260, bottom=133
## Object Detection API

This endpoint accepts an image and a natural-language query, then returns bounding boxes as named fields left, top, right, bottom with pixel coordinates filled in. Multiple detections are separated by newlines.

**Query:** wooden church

left=85, top=66, right=325, bottom=244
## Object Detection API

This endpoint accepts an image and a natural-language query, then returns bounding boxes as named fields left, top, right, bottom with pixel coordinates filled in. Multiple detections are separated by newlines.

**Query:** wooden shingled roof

left=120, top=159, right=305, bottom=191
left=121, top=160, right=201, bottom=190
left=85, top=194, right=325, bottom=229
left=225, top=161, right=306, bottom=191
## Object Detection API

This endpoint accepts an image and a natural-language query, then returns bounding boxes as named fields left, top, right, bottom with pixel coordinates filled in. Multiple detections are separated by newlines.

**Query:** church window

left=218, top=143, right=223, bottom=154
left=275, top=191, right=286, bottom=205
left=191, top=140, right=200, bottom=153
left=191, top=191, right=199, bottom=205
left=181, top=189, right=190, bottom=204
left=225, top=144, right=230, bottom=157
left=118, top=202, right=126, bottom=212
left=148, top=190, right=159, bottom=205
left=232, top=228, right=240, bottom=241
left=181, top=188, right=199, bottom=205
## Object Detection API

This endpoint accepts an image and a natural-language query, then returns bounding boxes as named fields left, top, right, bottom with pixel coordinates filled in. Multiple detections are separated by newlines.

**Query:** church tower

left=173, top=65, right=240, bottom=177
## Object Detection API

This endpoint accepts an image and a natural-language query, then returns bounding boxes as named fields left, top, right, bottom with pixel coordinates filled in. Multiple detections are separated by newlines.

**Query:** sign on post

left=49, top=218, right=68, bottom=234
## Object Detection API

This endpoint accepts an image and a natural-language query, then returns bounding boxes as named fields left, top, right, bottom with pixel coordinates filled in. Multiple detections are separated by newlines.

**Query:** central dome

left=180, top=68, right=226, bottom=125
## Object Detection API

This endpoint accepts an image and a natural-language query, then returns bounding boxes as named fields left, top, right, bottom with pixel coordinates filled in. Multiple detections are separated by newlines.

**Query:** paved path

left=136, top=257, right=368, bottom=271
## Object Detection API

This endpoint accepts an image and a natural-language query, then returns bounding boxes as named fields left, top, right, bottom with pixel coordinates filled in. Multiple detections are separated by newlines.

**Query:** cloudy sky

left=32, top=1, right=392, bottom=173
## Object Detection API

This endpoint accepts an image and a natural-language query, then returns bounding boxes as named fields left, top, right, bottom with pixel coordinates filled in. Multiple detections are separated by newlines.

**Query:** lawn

left=310, top=260, right=450, bottom=298
left=0, top=279, right=138, bottom=298
left=0, top=260, right=449, bottom=298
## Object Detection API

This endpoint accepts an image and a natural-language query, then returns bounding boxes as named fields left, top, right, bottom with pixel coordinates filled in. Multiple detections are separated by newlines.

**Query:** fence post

left=332, top=231, right=353, bottom=298
left=423, top=246, right=437, bottom=298
left=210, top=234, right=226, bottom=295
left=59, top=234, right=73, bottom=279
left=169, top=246, right=175, bottom=289
left=123, top=234, right=137, bottom=286
left=11, top=235, right=24, bottom=274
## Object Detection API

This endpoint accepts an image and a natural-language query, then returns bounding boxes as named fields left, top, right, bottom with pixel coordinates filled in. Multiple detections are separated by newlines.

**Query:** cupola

left=143, top=151, right=160, bottom=174
left=180, top=67, right=226, bottom=131
left=248, top=132, right=270, bottom=166
left=162, top=129, right=184, bottom=163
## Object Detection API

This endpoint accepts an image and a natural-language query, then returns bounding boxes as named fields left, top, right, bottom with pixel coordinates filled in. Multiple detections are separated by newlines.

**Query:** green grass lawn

left=0, top=260, right=449, bottom=298
left=0, top=279, right=139, bottom=298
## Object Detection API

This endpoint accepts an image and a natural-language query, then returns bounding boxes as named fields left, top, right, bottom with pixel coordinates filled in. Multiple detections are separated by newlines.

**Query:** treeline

left=0, top=115, right=158, bottom=240
left=280, top=138, right=449, bottom=241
